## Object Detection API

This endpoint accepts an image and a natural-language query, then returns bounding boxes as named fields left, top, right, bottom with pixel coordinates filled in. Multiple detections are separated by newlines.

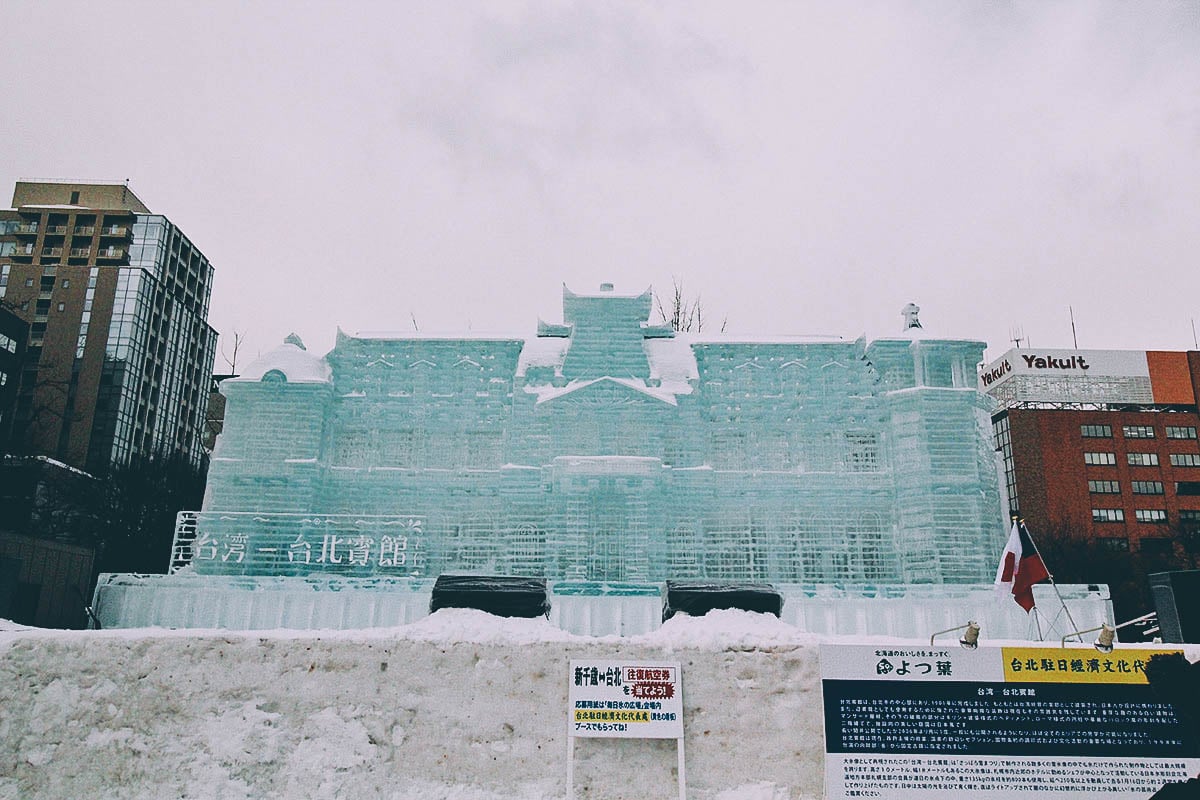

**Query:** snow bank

left=0, top=610, right=824, bottom=800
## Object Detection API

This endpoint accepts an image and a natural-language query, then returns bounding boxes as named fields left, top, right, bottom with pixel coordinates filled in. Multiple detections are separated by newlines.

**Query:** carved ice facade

left=188, top=284, right=1006, bottom=587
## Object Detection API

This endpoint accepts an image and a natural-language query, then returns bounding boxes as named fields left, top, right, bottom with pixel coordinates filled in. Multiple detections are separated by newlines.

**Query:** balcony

left=73, top=226, right=95, bottom=237
left=100, top=225, right=131, bottom=238
left=14, top=224, right=38, bottom=235
left=41, top=247, right=63, bottom=257
left=69, top=247, right=91, bottom=259
left=12, top=243, right=34, bottom=256
left=44, top=225, right=68, bottom=236
left=96, top=246, right=127, bottom=260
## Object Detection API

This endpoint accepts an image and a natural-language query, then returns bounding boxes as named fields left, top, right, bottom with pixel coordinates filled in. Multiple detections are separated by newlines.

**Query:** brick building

left=0, top=305, right=28, bottom=447
left=984, top=348, right=1200, bottom=558
left=0, top=180, right=217, bottom=471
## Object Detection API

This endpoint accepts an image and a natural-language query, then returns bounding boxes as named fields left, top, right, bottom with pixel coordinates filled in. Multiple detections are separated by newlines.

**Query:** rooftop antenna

left=1010, top=326, right=1025, bottom=349
left=122, top=178, right=129, bottom=203
left=410, top=311, right=419, bottom=332
left=1192, top=318, right=1198, bottom=349
left=1069, top=306, right=1078, bottom=348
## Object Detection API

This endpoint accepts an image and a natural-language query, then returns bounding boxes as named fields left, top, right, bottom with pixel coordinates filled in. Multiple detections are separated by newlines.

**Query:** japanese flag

left=995, top=519, right=1050, bottom=613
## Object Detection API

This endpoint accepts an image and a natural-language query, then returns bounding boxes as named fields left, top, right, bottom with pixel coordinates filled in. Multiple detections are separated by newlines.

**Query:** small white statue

left=901, top=303, right=922, bottom=331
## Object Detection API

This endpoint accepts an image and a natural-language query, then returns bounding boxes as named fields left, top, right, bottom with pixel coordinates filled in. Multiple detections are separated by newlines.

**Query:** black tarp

left=429, top=575, right=550, bottom=618
left=662, top=581, right=783, bottom=622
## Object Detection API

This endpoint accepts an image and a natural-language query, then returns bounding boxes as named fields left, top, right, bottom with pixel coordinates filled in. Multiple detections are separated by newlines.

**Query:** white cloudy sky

left=2, top=1, right=1198, bottom=366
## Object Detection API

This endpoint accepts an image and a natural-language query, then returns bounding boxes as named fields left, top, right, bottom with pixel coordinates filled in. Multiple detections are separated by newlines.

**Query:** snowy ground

left=1, top=610, right=828, bottom=800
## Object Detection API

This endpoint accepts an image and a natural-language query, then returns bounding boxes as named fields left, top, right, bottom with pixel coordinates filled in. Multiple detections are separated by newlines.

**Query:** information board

left=568, top=659, right=683, bottom=739
left=821, top=644, right=1200, bottom=798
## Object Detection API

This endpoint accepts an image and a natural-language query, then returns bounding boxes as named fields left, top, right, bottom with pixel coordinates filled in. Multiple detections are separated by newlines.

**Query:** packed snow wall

left=185, top=285, right=1005, bottom=590
left=0, top=612, right=828, bottom=800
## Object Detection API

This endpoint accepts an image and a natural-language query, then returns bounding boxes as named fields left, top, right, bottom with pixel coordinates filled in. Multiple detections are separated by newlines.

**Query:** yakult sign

left=980, top=349, right=1149, bottom=389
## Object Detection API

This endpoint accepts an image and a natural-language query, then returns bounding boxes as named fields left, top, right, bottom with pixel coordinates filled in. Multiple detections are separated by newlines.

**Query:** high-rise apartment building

left=0, top=180, right=217, bottom=471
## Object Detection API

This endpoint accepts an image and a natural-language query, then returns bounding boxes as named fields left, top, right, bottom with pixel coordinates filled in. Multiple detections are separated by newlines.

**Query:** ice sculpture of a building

left=95, top=284, right=1109, bottom=635
left=192, top=284, right=1004, bottom=581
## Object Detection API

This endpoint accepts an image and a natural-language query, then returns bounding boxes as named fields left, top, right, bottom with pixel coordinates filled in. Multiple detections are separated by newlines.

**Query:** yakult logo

left=1020, top=354, right=1090, bottom=371
left=980, top=359, right=1012, bottom=386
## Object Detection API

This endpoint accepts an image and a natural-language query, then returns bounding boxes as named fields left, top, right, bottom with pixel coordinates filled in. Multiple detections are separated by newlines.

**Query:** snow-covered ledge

left=2, top=610, right=829, bottom=799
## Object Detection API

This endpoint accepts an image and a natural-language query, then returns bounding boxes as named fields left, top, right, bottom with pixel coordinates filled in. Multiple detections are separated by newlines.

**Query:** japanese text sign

left=569, top=659, right=683, bottom=739
left=821, top=644, right=1200, bottom=799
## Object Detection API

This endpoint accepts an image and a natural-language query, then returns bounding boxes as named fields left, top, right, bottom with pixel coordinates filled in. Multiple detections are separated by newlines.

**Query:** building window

left=1081, top=424, right=1112, bottom=438
left=1098, top=536, right=1129, bottom=551
left=24, top=277, right=33, bottom=287
left=0, top=333, right=15, bottom=353
left=1140, top=538, right=1173, bottom=555
left=845, top=432, right=880, bottom=473
left=1084, top=452, right=1116, bottom=466
left=69, top=191, right=80, bottom=204
left=1180, top=510, right=1200, bottom=531
left=1092, top=508, right=1125, bottom=523
left=1088, top=480, right=1121, bottom=494
left=1127, top=453, right=1159, bottom=466
left=1176, top=482, right=1200, bottom=497
left=507, top=524, right=545, bottom=576
left=1135, top=509, right=1167, bottom=523
left=1170, top=453, right=1200, bottom=467
left=61, top=279, right=70, bottom=289
left=1166, top=426, right=1198, bottom=439
left=1131, top=481, right=1164, bottom=495
left=994, top=414, right=1018, bottom=514
left=1123, top=425, right=1155, bottom=439
left=56, top=302, right=65, bottom=312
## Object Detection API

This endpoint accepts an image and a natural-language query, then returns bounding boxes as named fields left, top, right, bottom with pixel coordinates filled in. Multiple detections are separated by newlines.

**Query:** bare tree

left=3, top=352, right=78, bottom=458
left=654, top=277, right=727, bottom=333
left=220, top=329, right=245, bottom=374
left=1033, top=519, right=1197, bottom=625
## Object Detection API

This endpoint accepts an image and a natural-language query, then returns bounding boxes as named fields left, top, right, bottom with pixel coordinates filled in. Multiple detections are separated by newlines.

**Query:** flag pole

left=1017, top=517, right=1085, bottom=642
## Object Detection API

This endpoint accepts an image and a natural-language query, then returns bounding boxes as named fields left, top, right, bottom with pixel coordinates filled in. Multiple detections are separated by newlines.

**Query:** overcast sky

left=2, top=1, right=1198, bottom=367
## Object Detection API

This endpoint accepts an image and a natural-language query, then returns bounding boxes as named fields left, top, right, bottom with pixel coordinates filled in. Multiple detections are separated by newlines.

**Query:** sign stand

left=567, top=659, right=686, bottom=800
left=567, top=733, right=686, bottom=800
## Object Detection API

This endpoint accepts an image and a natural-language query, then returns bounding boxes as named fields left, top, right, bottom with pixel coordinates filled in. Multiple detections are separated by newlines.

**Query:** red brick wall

left=1007, top=408, right=1200, bottom=550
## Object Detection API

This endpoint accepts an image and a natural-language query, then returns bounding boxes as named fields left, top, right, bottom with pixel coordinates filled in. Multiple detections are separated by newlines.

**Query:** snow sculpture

left=190, top=284, right=1003, bottom=586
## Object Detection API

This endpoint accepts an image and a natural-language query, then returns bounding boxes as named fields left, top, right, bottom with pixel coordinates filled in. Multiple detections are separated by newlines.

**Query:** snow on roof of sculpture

left=515, top=335, right=571, bottom=377
left=229, top=334, right=332, bottom=384
left=564, top=282, right=652, bottom=299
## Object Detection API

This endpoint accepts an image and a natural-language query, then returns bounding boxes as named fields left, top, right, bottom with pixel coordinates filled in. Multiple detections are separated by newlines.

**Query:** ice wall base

left=93, top=574, right=1112, bottom=641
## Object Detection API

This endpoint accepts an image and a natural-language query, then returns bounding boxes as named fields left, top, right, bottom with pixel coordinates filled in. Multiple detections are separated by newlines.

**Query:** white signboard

left=568, top=659, right=683, bottom=739
left=979, top=348, right=1150, bottom=391
left=821, top=644, right=1200, bottom=799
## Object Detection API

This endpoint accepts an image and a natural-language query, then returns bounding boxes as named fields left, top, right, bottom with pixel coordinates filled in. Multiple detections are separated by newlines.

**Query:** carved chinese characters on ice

left=191, top=516, right=422, bottom=574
